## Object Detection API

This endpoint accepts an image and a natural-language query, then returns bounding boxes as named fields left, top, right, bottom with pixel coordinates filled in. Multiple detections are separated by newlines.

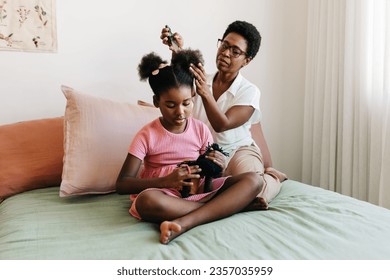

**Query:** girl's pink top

left=129, top=117, right=213, bottom=178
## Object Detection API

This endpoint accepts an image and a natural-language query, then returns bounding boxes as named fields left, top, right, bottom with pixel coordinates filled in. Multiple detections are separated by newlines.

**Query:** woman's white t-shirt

left=192, top=72, right=262, bottom=157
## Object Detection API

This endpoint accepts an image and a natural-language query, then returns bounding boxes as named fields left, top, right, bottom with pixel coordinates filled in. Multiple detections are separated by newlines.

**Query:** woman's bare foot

left=160, top=221, right=183, bottom=244
left=244, top=196, right=268, bottom=211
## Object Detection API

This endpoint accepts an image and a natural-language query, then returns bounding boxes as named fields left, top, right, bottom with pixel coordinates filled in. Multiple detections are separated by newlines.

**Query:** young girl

left=116, top=49, right=264, bottom=245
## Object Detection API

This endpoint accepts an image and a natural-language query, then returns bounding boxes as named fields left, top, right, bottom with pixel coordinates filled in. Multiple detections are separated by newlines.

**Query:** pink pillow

left=60, top=85, right=160, bottom=197
left=0, top=117, right=64, bottom=203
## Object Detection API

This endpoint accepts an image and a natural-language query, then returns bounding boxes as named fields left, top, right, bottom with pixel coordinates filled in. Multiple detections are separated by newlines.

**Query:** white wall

left=260, top=0, right=308, bottom=181
left=0, top=0, right=308, bottom=181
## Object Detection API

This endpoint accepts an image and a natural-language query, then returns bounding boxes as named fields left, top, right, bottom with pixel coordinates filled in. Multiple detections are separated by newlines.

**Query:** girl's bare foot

left=160, top=221, right=183, bottom=244
left=244, top=196, right=268, bottom=211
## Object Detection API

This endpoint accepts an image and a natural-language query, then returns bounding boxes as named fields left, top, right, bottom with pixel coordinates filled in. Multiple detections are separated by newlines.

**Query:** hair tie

left=151, top=63, right=169, bottom=75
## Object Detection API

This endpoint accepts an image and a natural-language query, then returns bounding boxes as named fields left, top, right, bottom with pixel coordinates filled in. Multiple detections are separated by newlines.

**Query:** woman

left=160, top=21, right=287, bottom=205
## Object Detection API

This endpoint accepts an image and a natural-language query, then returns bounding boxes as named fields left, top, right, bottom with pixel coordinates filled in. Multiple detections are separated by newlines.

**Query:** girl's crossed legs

left=135, top=172, right=262, bottom=244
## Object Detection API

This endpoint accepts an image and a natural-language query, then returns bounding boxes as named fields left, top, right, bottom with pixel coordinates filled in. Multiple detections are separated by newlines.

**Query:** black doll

left=178, top=143, right=229, bottom=198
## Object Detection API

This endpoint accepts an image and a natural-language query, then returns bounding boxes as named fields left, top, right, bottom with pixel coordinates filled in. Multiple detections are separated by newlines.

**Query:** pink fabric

left=129, top=117, right=213, bottom=178
left=59, top=85, right=160, bottom=197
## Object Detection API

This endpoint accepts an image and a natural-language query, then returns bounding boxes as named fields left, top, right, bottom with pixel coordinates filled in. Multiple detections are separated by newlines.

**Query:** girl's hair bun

left=137, top=52, right=167, bottom=81
left=137, top=48, right=204, bottom=97
left=171, top=49, right=204, bottom=72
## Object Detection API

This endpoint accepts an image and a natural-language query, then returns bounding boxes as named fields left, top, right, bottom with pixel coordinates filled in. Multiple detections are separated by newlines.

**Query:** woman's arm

left=201, top=98, right=254, bottom=132
left=190, top=63, right=254, bottom=132
left=116, top=154, right=202, bottom=194
left=250, top=122, right=272, bottom=168
left=251, top=123, right=288, bottom=181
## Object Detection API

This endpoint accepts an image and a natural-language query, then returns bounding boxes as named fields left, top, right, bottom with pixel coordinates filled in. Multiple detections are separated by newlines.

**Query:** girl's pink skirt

left=129, top=176, right=229, bottom=220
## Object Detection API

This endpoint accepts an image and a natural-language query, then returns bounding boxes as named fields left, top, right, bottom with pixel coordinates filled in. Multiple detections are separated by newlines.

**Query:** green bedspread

left=1, top=180, right=390, bottom=259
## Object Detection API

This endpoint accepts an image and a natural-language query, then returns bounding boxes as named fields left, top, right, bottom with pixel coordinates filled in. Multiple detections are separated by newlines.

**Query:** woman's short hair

left=222, top=20, right=261, bottom=59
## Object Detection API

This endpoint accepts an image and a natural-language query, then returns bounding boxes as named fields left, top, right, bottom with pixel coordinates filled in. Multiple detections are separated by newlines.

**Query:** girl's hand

left=160, top=26, right=183, bottom=52
left=163, top=165, right=202, bottom=189
left=205, top=150, right=226, bottom=171
left=190, top=63, right=212, bottom=99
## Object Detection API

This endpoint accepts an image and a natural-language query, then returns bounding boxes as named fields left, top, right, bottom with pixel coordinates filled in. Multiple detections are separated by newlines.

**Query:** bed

left=1, top=85, right=390, bottom=260
left=1, top=179, right=390, bottom=259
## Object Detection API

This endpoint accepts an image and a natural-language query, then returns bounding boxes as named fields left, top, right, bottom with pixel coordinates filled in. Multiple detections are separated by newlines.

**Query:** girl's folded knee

left=136, top=192, right=161, bottom=214
left=243, top=172, right=262, bottom=193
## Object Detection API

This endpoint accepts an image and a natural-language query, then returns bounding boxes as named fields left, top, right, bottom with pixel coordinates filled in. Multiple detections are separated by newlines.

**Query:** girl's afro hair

left=171, top=48, right=204, bottom=71
left=137, top=52, right=167, bottom=81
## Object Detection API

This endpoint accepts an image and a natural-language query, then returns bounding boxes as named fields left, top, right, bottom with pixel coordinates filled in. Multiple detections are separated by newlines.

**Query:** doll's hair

left=137, top=49, right=204, bottom=98
left=178, top=143, right=229, bottom=197
left=222, top=20, right=261, bottom=59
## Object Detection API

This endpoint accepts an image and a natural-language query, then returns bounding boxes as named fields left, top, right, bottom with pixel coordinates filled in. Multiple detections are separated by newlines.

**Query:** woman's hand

left=160, top=26, right=183, bottom=52
left=205, top=150, right=226, bottom=171
left=163, top=165, right=201, bottom=190
left=190, top=63, right=212, bottom=99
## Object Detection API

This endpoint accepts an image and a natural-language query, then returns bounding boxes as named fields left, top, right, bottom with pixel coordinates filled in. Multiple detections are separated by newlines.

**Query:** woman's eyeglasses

left=217, top=39, right=247, bottom=58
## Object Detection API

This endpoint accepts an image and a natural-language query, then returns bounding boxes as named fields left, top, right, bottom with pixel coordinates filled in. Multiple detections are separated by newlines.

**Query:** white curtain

left=302, top=0, right=390, bottom=209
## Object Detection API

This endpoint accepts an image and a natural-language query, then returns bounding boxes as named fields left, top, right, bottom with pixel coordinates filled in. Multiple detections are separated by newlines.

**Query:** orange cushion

left=0, top=117, right=64, bottom=203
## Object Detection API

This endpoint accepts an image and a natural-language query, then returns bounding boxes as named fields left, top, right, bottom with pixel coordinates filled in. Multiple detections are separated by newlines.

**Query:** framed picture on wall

left=0, top=0, right=57, bottom=52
